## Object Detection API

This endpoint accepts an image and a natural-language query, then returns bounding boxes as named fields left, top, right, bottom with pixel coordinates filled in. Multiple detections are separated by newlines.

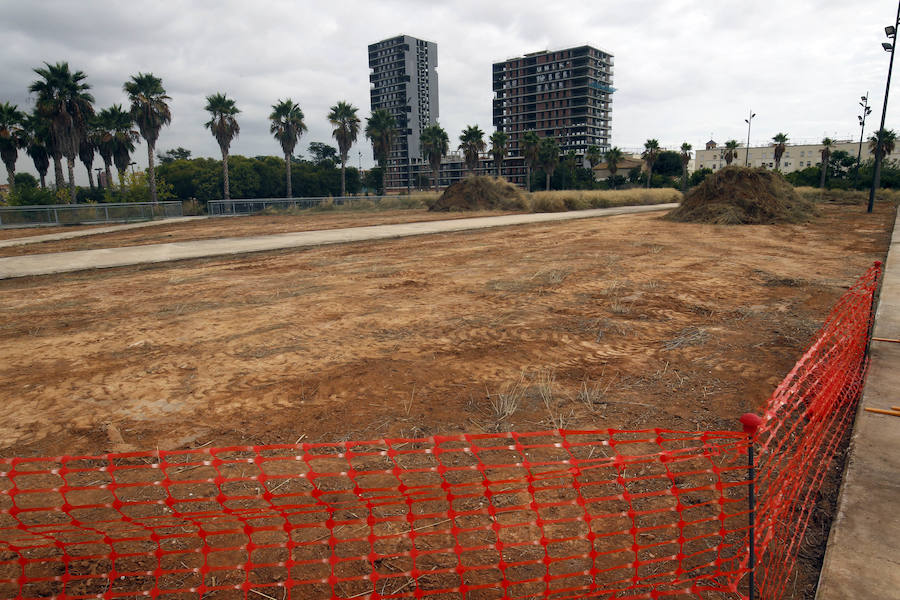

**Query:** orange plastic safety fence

left=0, top=262, right=882, bottom=600
left=1, top=430, right=752, bottom=600
left=751, top=261, right=882, bottom=600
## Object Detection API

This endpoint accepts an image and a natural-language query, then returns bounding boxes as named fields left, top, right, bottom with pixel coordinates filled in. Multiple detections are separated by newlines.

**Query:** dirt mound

left=666, top=166, right=816, bottom=224
left=428, top=176, right=528, bottom=211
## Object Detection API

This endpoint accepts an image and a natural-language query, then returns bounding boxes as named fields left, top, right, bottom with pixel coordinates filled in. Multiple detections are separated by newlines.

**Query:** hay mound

left=428, top=176, right=528, bottom=211
left=666, top=166, right=815, bottom=225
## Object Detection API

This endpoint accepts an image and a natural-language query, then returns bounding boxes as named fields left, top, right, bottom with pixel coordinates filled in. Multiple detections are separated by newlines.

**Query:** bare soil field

left=0, top=210, right=512, bottom=256
left=0, top=202, right=893, bottom=461
left=0, top=222, right=112, bottom=241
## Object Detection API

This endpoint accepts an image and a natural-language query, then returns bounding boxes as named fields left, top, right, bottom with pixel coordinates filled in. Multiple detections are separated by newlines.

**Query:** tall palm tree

left=489, top=131, right=508, bottom=178
left=679, top=143, right=692, bottom=192
left=772, top=133, right=788, bottom=170
left=94, top=107, right=118, bottom=190
left=642, top=139, right=661, bottom=188
left=420, top=123, right=449, bottom=192
left=24, top=111, right=51, bottom=189
left=522, top=131, right=540, bottom=192
left=204, top=92, right=240, bottom=200
left=724, top=140, right=740, bottom=166
left=605, top=147, right=624, bottom=190
left=458, top=124, right=486, bottom=175
left=819, top=137, right=834, bottom=189
left=105, top=104, right=139, bottom=196
left=269, top=99, right=306, bottom=198
left=0, top=102, right=26, bottom=190
left=868, top=128, right=897, bottom=157
left=537, top=137, right=560, bottom=191
left=78, top=121, right=98, bottom=190
left=586, top=145, right=602, bottom=170
left=124, top=72, right=172, bottom=203
left=29, top=61, right=95, bottom=202
left=365, top=108, right=396, bottom=193
left=328, top=101, right=360, bottom=197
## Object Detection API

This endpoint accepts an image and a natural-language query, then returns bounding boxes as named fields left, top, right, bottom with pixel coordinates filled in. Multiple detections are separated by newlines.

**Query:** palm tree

left=564, top=150, right=578, bottom=188
left=420, top=123, right=449, bottom=192
left=586, top=145, right=602, bottom=170
left=724, top=140, right=740, bottom=166
left=605, top=147, right=624, bottom=190
left=29, top=61, right=95, bottom=202
left=204, top=92, right=240, bottom=200
left=328, top=101, right=360, bottom=197
left=269, top=99, right=307, bottom=198
left=537, top=137, right=560, bottom=191
left=78, top=130, right=96, bottom=190
left=24, top=111, right=51, bottom=188
left=458, top=124, right=486, bottom=175
left=489, top=131, right=508, bottom=178
left=365, top=108, right=396, bottom=193
left=772, top=133, right=788, bottom=170
left=868, top=128, right=897, bottom=157
left=819, top=137, right=834, bottom=189
left=679, top=143, right=692, bottom=192
left=106, top=104, right=139, bottom=196
left=522, top=131, right=540, bottom=192
left=124, top=73, right=172, bottom=203
left=94, top=107, right=118, bottom=190
left=0, top=102, right=26, bottom=190
left=642, top=139, right=661, bottom=188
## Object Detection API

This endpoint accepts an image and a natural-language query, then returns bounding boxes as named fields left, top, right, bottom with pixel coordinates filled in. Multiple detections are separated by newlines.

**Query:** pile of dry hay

left=428, top=176, right=529, bottom=211
left=666, top=166, right=816, bottom=225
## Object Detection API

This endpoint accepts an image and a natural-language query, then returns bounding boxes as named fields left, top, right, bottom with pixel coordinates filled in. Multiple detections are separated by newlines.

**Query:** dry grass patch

left=531, top=188, right=681, bottom=212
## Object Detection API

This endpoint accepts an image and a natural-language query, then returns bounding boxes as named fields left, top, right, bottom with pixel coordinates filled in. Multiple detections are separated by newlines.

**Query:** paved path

left=0, top=204, right=677, bottom=279
left=0, top=216, right=207, bottom=249
left=816, top=207, right=900, bottom=599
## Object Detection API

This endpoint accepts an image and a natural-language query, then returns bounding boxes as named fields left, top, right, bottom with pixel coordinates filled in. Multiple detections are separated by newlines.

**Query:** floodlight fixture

left=869, top=3, right=900, bottom=214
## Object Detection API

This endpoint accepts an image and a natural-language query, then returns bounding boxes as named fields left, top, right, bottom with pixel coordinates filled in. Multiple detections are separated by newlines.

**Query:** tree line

left=0, top=61, right=398, bottom=204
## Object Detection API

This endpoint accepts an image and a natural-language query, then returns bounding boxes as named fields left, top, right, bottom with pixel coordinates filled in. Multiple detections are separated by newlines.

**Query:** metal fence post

left=740, top=413, right=762, bottom=600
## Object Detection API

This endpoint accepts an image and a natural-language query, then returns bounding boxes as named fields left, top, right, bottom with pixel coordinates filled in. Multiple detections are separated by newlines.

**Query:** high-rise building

left=368, top=34, right=439, bottom=191
left=492, top=45, right=614, bottom=186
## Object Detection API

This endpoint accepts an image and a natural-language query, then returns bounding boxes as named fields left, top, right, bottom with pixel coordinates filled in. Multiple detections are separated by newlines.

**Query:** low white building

left=692, top=138, right=900, bottom=174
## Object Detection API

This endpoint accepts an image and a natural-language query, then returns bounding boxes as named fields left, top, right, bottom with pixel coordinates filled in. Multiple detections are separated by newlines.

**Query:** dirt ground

left=0, top=210, right=512, bottom=256
left=0, top=202, right=893, bottom=460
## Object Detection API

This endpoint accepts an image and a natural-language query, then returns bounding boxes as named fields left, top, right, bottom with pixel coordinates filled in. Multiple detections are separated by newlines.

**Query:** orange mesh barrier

left=751, top=261, right=881, bottom=600
left=0, top=262, right=882, bottom=600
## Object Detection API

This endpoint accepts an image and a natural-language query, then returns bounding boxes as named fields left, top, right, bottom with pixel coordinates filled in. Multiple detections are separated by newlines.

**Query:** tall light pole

left=744, top=109, right=756, bottom=167
left=855, top=93, right=872, bottom=186
left=868, top=2, right=900, bottom=214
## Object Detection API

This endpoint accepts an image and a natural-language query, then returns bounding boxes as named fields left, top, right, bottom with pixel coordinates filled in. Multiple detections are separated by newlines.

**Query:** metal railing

left=207, top=196, right=412, bottom=216
left=0, top=202, right=183, bottom=229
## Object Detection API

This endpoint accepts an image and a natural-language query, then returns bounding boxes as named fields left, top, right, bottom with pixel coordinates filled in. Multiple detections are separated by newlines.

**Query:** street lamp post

left=744, top=110, right=756, bottom=167
left=128, top=162, right=137, bottom=175
left=868, top=2, right=900, bottom=214
left=94, top=167, right=102, bottom=189
left=855, top=93, right=872, bottom=186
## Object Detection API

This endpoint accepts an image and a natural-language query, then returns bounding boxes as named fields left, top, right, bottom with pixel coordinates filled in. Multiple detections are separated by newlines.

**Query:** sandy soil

left=0, top=222, right=111, bottom=240
left=0, top=203, right=893, bottom=460
left=0, top=210, right=513, bottom=256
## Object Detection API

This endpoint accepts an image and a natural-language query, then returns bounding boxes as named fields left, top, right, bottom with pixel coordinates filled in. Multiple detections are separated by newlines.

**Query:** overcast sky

left=2, top=0, right=899, bottom=183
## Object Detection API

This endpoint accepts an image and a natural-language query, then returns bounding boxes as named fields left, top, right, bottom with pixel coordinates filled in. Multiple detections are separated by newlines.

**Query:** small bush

left=793, top=186, right=900, bottom=205
left=182, top=199, right=203, bottom=216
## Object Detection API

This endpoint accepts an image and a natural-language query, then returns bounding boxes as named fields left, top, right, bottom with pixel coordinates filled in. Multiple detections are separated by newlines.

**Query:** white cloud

left=2, top=0, right=898, bottom=183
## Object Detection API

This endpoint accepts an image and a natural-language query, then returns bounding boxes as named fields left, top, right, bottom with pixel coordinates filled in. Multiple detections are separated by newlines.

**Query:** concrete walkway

left=0, top=203, right=677, bottom=279
left=0, top=216, right=207, bottom=249
left=816, top=208, right=900, bottom=599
